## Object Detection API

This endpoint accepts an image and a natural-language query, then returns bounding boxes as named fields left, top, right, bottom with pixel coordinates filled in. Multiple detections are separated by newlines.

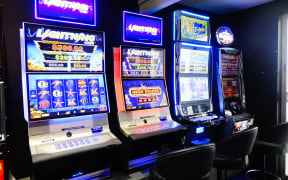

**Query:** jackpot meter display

left=179, top=48, right=209, bottom=74
left=27, top=74, right=109, bottom=121
left=121, top=46, right=164, bottom=78
left=23, top=23, right=104, bottom=72
left=122, top=79, right=168, bottom=111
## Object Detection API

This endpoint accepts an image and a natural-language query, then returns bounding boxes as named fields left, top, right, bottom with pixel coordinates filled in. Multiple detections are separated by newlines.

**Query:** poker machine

left=172, top=10, right=225, bottom=145
left=113, top=11, right=185, bottom=172
left=19, top=19, right=121, bottom=180
left=216, top=26, right=254, bottom=135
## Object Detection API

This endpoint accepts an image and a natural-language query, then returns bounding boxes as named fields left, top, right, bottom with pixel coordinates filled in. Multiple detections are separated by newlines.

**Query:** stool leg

left=224, top=170, right=228, bottom=179
left=217, top=168, right=222, bottom=180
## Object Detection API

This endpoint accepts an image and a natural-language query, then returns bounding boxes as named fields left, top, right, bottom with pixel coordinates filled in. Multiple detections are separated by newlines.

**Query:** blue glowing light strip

left=173, top=44, right=178, bottom=116
left=34, top=0, right=97, bottom=26
left=173, top=11, right=176, bottom=41
left=218, top=49, right=224, bottom=114
left=122, top=11, right=163, bottom=46
left=181, top=10, right=210, bottom=20
left=181, top=42, right=211, bottom=49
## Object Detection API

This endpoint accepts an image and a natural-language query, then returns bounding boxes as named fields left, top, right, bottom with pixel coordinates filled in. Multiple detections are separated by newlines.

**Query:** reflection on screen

left=28, top=74, right=108, bottom=120
left=180, top=15, right=208, bottom=42
left=122, top=80, right=168, bottom=110
left=179, top=48, right=209, bottom=74
left=180, top=77, right=209, bottom=102
left=222, top=77, right=240, bottom=98
left=121, top=46, right=164, bottom=78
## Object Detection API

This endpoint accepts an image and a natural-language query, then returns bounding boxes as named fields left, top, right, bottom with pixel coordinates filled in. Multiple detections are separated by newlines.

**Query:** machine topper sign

left=35, top=0, right=96, bottom=26
left=123, top=11, right=163, bottom=45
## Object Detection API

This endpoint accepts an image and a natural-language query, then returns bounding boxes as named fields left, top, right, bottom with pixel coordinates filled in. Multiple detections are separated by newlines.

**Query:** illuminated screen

left=122, top=80, right=168, bottom=111
left=24, top=23, right=104, bottom=72
left=123, top=11, right=162, bottom=45
left=27, top=74, right=108, bottom=121
left=222, top=77, right=240, bottom=98
left=179, top=48, right=209, bottom=74
left=35, top=0, right=96, bottom=26
left=121, top=46, right=164, bottom=78
left=180, top=77, right=209, bottom=102
left=221, top=54, right=239, bottom=75
left=180, top=15, right=209, bottom=42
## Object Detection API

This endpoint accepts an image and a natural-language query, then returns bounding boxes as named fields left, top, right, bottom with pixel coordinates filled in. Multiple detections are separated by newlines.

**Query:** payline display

left=175, top=44, right=212, bottom=117
left=23, top=23, right=109, bottom=121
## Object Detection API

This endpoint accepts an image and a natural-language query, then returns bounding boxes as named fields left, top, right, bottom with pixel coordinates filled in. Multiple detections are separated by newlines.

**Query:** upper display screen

left=222, top=77, right=240, bottom=99
left=23, top=23, right=104, bottom=72
left=179, top=47, right=209, bottom=74
left=180, top=77, right=209, bottom=102
left=180, top=15, right=209, bottom=43
left=221, top=54, right=239, bottom=76
left=121, top=46, right=164, bottom=78
left=35, top=0, right=96, bottom=26
left=27, top=74, right=108, bottom=121
left=122, top=80, right=168, bottom=111
left=123, top=11, right=162, bottom=45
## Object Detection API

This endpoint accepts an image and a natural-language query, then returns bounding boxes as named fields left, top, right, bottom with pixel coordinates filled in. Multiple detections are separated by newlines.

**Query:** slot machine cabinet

left=20, top=23, right=121, bottom=179
left=113, top=45, right=185, bottom=172
left=216, top=26, right=254, bottom=135
left=172, top=10, right=225, bottom=145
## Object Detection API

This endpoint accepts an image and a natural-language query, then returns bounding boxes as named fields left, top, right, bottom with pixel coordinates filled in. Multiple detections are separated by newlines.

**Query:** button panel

left=54, top=136, right=99, bottom=151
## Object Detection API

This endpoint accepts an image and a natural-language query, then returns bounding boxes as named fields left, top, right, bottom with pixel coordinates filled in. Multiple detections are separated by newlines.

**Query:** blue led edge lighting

left=34, top=0, right=97, bottom=26
left=122, top=11, right=163, bottom=46
left=173, top=11, right=176, bottom=41
left=181, top=10, right=210, bottom=20
left=173, top=44, right=178, bottom=116
left=218, top=49, right=224, bottom=114
left=181, top=42, right=211, bottom=49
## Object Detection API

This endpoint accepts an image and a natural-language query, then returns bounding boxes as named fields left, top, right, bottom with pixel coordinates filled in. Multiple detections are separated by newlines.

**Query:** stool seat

left=245, top=169, right=281, bottom=180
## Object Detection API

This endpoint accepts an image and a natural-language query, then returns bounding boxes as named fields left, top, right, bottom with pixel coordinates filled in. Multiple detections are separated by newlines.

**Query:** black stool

left=213, top=127, right=258, bottom=180
left=150, top=143, right=215, bottom=180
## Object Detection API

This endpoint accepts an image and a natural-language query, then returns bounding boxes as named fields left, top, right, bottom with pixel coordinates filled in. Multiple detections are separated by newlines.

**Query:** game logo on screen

left=122, top=80, right=168, bottom=111
left=179, top=48, right=209, bottom=74
left=35, top=0, right=96, bottom=26
left=221, top=54, right=239, bottom=75
left=23, top=23, right=104, bottom=72
left=180, top=15, right=209, bottom=43
left=180, top=77, right=209, bottom=102
left=121, top=46, right=164, bottom=78
left=123, top=11, right=162, bottom=45
left=27, top=74, right=108, bottom=121
left=222, top=77, right=240, bottom=99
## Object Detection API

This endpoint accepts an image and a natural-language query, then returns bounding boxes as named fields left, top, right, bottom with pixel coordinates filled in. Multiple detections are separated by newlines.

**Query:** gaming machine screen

left=180, top=77, right=209, bottom=102
left=27, top=74, right=108, bottom=121
left=180, top=15, right=209, bottom=43
left=221, top=54, right=239, bottom=76
left=122, top=79, right=168, bottom=111
left=222, top=77, right=240, bottom=99
left=23, top=23, right=104, bottom=72
left=121, top=46, right=164, bottom=78
left=179, top=48, right=209, bottom=74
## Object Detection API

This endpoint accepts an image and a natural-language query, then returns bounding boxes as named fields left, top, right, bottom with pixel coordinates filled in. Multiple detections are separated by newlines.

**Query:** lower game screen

left=180, top=77, right=209, bottom=102
left=28, top=74, right=108, bottom=120
left=122, top=79, right=168, bottom=111
left=222, top=77, right=240, bottom=98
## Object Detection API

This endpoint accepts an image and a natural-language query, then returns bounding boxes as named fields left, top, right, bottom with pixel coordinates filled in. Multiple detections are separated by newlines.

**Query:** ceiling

left=179, top=0, right=275, bottom=15
left=139, top=0, right=275, bottom=15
